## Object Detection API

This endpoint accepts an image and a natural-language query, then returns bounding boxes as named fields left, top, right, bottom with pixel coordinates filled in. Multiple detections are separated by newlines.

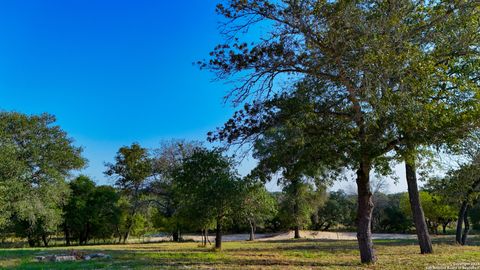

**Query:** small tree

left=105, top=143, right=152, bottom=243
left=173, top=148, right=241, bottom=249
left=150, top=140, right=201, bottom=241
left=63, top=175, right=120, bottom=245
left=89, top=185, right=121, bottom=242
left=63, top=175, right=96, bottom=245
left=278, top=179, right=325, bottom=239
left=426, top=162, right=480, bottom=244
left=316, top=190, right=356, bottom=231
left=237, top=180, right=277, bottom=241
left=400, top=191, right=456, bottom=235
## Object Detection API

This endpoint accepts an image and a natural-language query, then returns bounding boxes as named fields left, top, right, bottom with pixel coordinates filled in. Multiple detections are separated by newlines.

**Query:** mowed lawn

left=1, top=237, right=480, bottom=269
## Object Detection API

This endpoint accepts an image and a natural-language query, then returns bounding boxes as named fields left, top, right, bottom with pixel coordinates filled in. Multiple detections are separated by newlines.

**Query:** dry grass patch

left=0, top=237, right=479, bottom=269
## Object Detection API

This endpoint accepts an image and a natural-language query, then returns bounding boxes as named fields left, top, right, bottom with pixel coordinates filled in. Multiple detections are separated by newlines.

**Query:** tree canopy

left=0, top=112, right=85, bottom=246
left=203, top=0, right=480, bottom=263
left=172, top=147, right=242, bottom=249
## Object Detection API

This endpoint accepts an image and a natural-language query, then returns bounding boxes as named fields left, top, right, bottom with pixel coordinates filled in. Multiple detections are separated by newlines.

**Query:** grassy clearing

left=1, top=236, right=480, bottom=269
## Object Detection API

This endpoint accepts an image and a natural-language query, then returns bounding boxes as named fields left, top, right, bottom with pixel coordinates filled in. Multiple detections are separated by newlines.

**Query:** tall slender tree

left=236, top=180, right=277, bottom=241
left=278, top=178, right=324, bottom=239
left=426, top=157, right=480, bottom=245
left=150, top=140, right=201, bottom=241
left=105, top=143, right=152, bottom=243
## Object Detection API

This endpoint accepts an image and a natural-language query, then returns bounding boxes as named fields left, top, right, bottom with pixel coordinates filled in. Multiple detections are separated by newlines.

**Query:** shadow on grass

left=3, top=236, right=480, bottom=269
left=31, top=257, right=356, bottom=269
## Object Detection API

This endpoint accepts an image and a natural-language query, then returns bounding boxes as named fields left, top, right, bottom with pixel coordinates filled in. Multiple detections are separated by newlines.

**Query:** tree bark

left=356, top=160, right=376, bottom=264
left=293, top=187, right=301, bottom=239
left=27, top=236, right=36, bottom=247
left=172, top=231, right=179, bottom=242
left=64, top=226, right=71, bottom=246
left=405, top=160, right=433, bottom=254
left=42, top=234, right=49, bottom=247
left=456, top=201, right=468, bottom=245
left=249, top=220, right=255, bottom=241
left=461, top=206, right=470, bottom=245
left=206, top=228, right=210, bottom=245
left=442, top=223, right=448, bottom=234
left=215, top=218, right=222, bottom=249
left=294, top=226, right=301, bottom=239
left=123, top=230, right=130, bottom=244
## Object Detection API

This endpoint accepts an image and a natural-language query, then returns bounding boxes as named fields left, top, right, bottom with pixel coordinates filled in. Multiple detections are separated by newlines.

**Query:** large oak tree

left=0, top=112, right=85, bottom=247
left=202, top=0, right=480, bottom=263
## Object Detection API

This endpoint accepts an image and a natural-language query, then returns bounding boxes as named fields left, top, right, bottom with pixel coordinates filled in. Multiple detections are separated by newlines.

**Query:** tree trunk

left=456, top=201, right=468, bottom=244
left=215, top=218, right=222, bottom=249
left=206, top=229, right=211, bottom=245
left=405, top=160, right=433, bottom=254
left=461, top=206, right=470, bottom=245
left=249, top=220, right=255, bottom=241
left=172, top=231, right=179, bottom=242
left=27, top=236, right=36, bottom=247
left=124, top=204, right=137, bottom=244
left=64, top=226, right=71, bottom=246
left=205, top=228, right=210, bottom=246
left=42, top=234, right=49, bottom=247
left=294, top=226, right=301, bottom=239
left=123, top=230, right=130, bottom=244
left=356, top=160, right=376, bottom=264
left=85, top=223, right=90, bottom=245
left=442, top=223, right=448, bottom=234
left=293, top=188, right=301, bottom=239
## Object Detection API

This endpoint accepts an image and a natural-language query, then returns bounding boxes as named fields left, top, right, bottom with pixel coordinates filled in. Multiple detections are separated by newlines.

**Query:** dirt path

left=143, top=230, right=418, bottom=243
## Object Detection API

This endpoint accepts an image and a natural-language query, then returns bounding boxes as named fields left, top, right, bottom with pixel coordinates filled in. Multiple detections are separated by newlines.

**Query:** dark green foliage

left=470, top=202, right=480, bottom=231
left=150, top=140, right=201, bottom=241
left=380, top=206, right=412, bottom=234
left=172, top=148, right=242, bottom=248
left=374, top=193, right=412, bottom=233
left=105, top=143, right=152, bottom=243
left=63, top=176, right=120, bottom=245
left=314, top=190, right=356, bottom=231
left=278, top=179, right=325, bottom=236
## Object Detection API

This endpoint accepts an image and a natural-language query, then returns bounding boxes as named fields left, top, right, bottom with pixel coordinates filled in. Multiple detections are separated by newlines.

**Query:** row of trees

left=0, top=114, right=278, bottom=247
left=0, top=111, right=478, bottom=250
left=103, top=141, right=280, bottom=249
left=0, top=3, right=479, bottom=266
left=425, top=133, right=480, bottom=245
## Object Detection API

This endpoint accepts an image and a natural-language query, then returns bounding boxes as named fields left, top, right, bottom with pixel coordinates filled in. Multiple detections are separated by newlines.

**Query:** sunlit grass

left=1, top=236, right=479, bottom=269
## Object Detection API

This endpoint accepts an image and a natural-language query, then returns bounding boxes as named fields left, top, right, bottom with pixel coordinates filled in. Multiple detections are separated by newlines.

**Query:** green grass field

left=1, top=237, right=480, bottom=269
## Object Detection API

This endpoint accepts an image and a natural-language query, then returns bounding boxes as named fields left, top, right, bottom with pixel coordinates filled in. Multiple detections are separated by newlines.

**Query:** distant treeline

left=0, top=112, right=479, bottom=248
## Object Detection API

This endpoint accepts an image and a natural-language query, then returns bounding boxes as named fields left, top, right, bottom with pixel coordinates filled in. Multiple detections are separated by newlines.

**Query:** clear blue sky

left=0, top=1, right=245, bottom=184
left=0, top=0, right=410, bottom=193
